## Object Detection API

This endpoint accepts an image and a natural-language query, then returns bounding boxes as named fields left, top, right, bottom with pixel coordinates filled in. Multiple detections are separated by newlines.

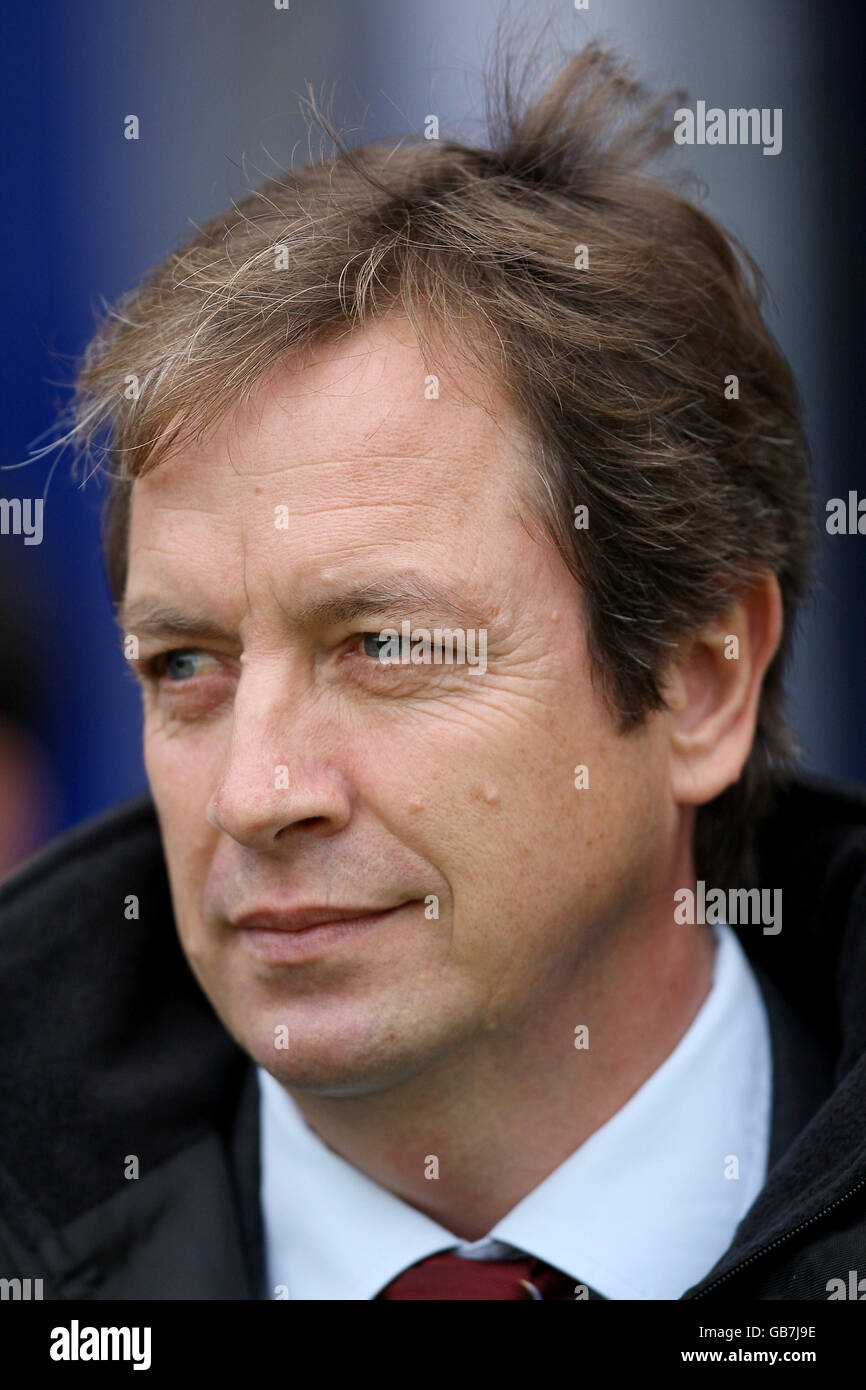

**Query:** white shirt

left=257, top=919, right=772, bottom=1299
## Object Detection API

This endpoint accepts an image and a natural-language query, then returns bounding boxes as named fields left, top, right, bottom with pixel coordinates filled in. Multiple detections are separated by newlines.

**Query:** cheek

left=428, top=699, right=665, bottom=958
left=144, top=729, right=220, bottom=900
left=143, top=717, right=224, bottom=800
left=358, top=716, right=564, bottom=942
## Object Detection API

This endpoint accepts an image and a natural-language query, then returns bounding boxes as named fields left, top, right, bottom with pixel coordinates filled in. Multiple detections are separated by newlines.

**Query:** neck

left=281, top=898, right=715, bottom=1242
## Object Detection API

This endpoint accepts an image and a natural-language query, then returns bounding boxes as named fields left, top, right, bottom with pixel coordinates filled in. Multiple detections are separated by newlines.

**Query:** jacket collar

left=683, top=774, right=866, bottom=1295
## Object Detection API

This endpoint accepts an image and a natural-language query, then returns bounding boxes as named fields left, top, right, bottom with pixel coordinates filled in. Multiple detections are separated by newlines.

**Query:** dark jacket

left=1, top=774, right=865, bottom=1301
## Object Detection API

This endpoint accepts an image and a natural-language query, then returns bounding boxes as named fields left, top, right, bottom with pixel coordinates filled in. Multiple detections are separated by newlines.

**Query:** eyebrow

left=116, top=603, right=236, bottom=642
left=118, top=574, right=487, bottom=640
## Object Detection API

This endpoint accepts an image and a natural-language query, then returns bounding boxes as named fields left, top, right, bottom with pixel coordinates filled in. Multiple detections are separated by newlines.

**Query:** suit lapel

left=225, top=1060, right=267, bottom=1299
left=751, top=957, right=834, bottom=1171
left=48, top=1132, right=254, bottom=1299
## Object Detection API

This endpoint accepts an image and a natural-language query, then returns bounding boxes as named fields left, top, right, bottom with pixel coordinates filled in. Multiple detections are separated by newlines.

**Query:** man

left=1, top=42, right=864, bottom=1301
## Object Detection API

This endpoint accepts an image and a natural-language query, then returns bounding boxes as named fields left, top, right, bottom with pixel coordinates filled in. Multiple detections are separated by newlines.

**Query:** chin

left=254, top=1046, right=423, bottom=1098
left=238, top=1004, right=456, bottom=1098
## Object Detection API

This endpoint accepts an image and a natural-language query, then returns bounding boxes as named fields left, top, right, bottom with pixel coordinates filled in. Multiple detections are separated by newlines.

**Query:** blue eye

left=164, top=650, right=202, bottom=681
left=361, top=633, right=396, bottom=661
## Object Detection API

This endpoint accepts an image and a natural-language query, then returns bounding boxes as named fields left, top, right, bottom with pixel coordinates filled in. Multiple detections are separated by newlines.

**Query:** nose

left=206, top=660, right=353, bottom=852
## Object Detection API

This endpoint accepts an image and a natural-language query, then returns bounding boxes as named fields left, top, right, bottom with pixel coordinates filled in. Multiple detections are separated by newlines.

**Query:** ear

left=663, top=573, right=784, bottom=807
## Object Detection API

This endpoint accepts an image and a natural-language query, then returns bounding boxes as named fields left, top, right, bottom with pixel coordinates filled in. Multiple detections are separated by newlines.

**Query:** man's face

left=124, top=316, right=674, bottom=1095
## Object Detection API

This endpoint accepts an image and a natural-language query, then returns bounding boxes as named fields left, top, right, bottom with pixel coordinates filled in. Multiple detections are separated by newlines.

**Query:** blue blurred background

left=2, top=0, right=864, bottom=871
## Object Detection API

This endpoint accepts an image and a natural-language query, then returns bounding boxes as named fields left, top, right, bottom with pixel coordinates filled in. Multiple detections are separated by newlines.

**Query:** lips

left=232, top=904, right=406, bottom=932
left=232, top=902, right=411, bottom=963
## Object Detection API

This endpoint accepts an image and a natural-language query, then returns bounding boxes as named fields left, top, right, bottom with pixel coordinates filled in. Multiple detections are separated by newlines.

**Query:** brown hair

left=60, top=37, right=815, bottom=887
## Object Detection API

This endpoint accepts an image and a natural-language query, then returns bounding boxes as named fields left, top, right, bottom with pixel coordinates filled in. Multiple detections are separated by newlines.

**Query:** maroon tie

left=377, top=1250, right=578, bottom=1300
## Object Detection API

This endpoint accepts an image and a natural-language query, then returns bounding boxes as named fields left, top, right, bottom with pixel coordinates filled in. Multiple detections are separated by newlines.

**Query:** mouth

left=232, top=903, right=412, bottom=962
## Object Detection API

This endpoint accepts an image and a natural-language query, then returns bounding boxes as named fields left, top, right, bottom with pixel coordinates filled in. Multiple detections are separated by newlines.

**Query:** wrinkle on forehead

left=141, top=314, right=525, bottom=489
left=124, top=318, right=541, bottom=642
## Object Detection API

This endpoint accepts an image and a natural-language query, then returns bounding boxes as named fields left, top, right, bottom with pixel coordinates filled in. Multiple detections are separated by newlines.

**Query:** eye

left=164, top=650, right=205, bottom=681
left=144, top=648, right=222, bottom=682
left=360, top=632, right=398, bottom=661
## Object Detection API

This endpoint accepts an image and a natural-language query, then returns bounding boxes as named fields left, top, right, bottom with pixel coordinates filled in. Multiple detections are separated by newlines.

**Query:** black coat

left=1, top=774, right=865, bottom=1301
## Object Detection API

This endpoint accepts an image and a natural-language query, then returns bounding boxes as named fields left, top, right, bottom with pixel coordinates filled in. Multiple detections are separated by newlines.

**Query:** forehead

left=132, top=316, right=526, bottom=513
left=124, top=316, right=542, bottom=622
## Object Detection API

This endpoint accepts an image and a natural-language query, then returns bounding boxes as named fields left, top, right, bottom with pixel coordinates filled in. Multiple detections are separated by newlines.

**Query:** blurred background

left=1, top=0, right=864, bottom=873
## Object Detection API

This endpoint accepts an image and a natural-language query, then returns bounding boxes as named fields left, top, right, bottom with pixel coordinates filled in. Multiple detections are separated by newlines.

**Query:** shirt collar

left=258, top=920, right=771, bottom=1299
